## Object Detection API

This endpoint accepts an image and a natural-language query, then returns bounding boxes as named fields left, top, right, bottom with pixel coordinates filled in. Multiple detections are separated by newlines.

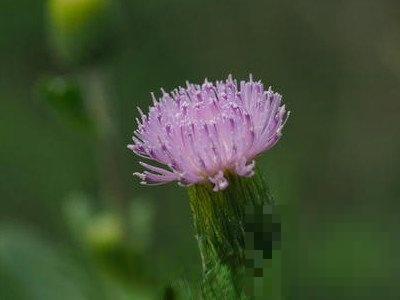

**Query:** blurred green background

left=1, top=0, right=399, bottom=299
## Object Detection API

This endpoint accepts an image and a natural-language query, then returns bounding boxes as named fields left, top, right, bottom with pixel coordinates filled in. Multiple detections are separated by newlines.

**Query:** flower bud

left=47, top=0, right=115, bottom=65
left=85, top=213, right=123, bottom=251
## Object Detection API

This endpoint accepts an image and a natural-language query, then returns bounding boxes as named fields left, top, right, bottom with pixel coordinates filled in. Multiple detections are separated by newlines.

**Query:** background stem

left=83, top=67, right=125, bottom=207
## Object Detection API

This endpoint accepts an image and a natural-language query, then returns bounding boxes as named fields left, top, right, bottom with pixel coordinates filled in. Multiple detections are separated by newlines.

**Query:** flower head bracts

left=128, top=75, right=289, bottom=191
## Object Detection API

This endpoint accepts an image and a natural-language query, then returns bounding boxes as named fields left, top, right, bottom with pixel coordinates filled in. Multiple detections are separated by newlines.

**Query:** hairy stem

left=188, top=170, right=276, bottom=296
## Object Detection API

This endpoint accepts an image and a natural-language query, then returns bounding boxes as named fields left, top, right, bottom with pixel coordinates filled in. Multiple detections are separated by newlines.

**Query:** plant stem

left=83, top=67, right=125, bottom=207
left=188, top=170, right=275, bottom=296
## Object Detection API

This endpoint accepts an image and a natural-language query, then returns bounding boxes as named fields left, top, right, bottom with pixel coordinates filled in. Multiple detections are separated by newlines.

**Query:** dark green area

left=1, top=0, right=400, bottom=299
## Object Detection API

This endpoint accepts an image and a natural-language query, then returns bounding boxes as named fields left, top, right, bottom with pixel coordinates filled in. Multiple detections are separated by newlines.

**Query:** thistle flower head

left=128, top=75, right=289, bottom=191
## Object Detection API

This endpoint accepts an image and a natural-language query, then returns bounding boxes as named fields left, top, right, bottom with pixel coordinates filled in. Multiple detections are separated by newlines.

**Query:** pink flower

left=128, top=75, right=289, bottom=191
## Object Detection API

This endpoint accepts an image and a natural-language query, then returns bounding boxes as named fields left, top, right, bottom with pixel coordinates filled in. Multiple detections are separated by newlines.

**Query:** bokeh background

left=1, top=0, right=400, bottom=299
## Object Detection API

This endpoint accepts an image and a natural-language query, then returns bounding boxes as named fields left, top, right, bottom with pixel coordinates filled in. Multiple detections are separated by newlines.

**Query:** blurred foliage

left=63, top=193, right=157, bottom=286
left=164, top=280, right=196, bottom=300
left=1, top=0, right=400, bottom=299
left=0, top=223, right=157, bottom=299
left=0, top=224, right=97, bottom=300
left=37, top=76, right=93, bottom=129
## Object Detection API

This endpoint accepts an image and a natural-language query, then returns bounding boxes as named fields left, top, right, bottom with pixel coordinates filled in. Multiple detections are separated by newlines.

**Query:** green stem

left=188, top=170, right=275, bottom=297
left=83, top=67, right=125, bottom=207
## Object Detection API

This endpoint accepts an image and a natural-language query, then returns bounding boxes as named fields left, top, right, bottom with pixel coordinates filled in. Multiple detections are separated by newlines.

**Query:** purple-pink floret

left=128, top=75, right=289, bottom=192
